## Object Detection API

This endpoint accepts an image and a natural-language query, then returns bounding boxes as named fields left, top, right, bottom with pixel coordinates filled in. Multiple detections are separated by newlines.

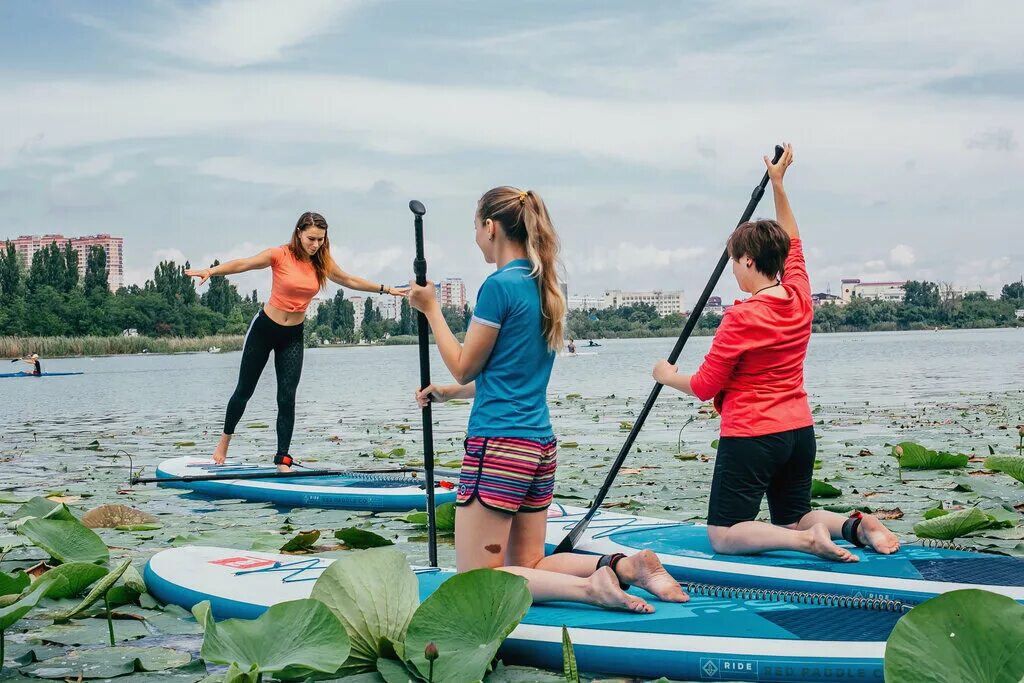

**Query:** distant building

left=566, top=294, right=606, bottom=311
left=603, top=289, right=685, bottom=317
left=704, top=295, right=724, bottom=315
left=121, top=328, right=139, bottom=337
left=840, top=278, right=905, bottom=303
left=437, top=277, right=467, bottom=310
left=7, top=233, right=124, bottom=291
left=373, top=295, right=401, bottom=321
left=811, top=292, right=841, bottom=306
left=1016, top=308, right=1024, bottom=320
left=350, top=296, right=364, bottom=330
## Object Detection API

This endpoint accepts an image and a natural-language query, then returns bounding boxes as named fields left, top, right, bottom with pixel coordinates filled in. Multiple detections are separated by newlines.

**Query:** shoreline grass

left=0, top=334, right=245, bottom=359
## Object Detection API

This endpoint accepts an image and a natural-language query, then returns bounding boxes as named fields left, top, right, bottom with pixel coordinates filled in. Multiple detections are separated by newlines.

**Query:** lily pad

left=33, top=617, right=149, bottom=645
left=34, top=562, right=108, bottom=599
left=52, top=559, right=132, bottom=621
left=914, top=507, right=992, bottom=540
left=401, top=502, right=456, bottom=533
left=193, top=598, right=350, bottom=677
left=405, top=568, right=532, bottom=682
left=81, top=504, right=157, bottom=529
left=334, top=528, right=394, bottom=549
left=985, top=456, right=1024, bottom=484
left=18, top=517, right=109, bottom=565
left=19, top=646, right=192, bottom=679
left=811, top=479, right=842, bottom=498
left=892, top=442, right=968, bottom=470
left=884, top=589, right=1024, bottom=682
left=280, top=530, right=321, bottom=552
left=310, top=548, right=419, bottom=672
left=11, top=497, right=75, bottom=523
left=0, top=570, right=29, bottom=596
left=0, top=580, right=50, bottom=631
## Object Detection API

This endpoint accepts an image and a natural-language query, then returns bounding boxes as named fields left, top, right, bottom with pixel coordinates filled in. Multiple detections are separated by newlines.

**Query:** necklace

left=753, top=281, right=781, bottom=296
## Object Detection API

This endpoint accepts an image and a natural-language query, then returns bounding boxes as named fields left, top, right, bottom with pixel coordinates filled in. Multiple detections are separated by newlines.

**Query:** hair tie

left=518, top=191, right=528, bottom=205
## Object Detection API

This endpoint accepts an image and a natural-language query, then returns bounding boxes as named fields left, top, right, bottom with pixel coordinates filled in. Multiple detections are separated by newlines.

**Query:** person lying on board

left=411, top=186, right=687, bottom=613
left=653, top=144, right=900, bottom=562
left=186, top=212, right=406, bottom=473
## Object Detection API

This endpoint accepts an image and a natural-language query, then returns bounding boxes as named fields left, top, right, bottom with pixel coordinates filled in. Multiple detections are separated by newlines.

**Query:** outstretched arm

left=766, top=143, right=799, bottom=239
left=185, top=249, right=273, bottom=285
left=327, top=258, right=407, bottom=296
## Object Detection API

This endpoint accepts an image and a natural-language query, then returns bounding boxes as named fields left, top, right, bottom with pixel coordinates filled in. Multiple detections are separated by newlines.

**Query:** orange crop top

left=268, top=246, right=320, bottom=313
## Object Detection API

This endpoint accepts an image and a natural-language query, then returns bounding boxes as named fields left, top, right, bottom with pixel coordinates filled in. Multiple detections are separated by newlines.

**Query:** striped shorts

left=457, top=436, right=558, bottom=515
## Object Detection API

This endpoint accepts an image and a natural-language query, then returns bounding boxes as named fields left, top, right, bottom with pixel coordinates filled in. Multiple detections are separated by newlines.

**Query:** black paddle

left=130, top=465, right=461, bottom=486
left=410, top=199, right=439, bottom=568
left=554, top=144, right=785, bottom=554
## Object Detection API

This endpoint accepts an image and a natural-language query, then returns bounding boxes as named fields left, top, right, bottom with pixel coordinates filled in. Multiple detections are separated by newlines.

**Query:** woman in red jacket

left=653, top=145, right=900, bottom=561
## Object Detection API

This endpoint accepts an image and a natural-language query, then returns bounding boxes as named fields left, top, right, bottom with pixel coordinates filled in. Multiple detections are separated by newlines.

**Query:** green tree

left=201, top=259, right=241, bottom=316
left=903, top=280, right=939, bottom=308
left=399, top=297, right=415, bottom=335
left=0, top=241, right=24, bottom=298
left=1001, top=280, right=1024, bottom=302
left=28, top=242, right=68, bottom=292
left=441, top=304, right=466, bottom=334
left=84, top=245, right=109, bottom=297
left=62, top=242, right=79, bottom=291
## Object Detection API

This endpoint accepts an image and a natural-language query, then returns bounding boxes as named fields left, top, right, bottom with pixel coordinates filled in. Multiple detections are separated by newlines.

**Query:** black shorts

left=707, top=425, right=816, bottom=527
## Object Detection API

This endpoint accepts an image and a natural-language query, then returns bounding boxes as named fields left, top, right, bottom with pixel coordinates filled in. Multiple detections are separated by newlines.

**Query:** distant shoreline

left=2, top=324, right=1019, bottom=359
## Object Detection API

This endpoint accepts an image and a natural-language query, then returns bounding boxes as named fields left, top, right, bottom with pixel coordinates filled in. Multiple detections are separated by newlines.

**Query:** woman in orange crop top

left=186, top=212, right=406, bottom=472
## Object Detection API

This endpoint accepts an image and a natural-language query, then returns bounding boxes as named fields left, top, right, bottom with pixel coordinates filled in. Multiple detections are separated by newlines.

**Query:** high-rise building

left=6, top=233, right=124, bottom=291
left=566, top=294, right=607, bottom=311
left=373, top=295, right=401, bottom=321
left=350, top=296, right=365, bottom=330
left=603, top=289, right=685, bottom=317
left=437, top=277, right=467, bottom=310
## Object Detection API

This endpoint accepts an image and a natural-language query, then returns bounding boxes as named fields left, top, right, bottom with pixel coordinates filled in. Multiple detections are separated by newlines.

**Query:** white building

left=840, top=279, right=905, bottom=303
left=437, top=277, right=467, bottom=310
left=373, top=295, right=401, bottom=321
left=350, top=296, right=364, bottom=330
left=603, top=289, right=685, bottom=317
left=566, top=294, right=606, bottom=311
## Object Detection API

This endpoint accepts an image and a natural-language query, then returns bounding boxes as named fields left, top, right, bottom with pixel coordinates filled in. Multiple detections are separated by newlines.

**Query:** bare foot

left=804, top=523, right=858, bottom=562
left=211, top=438, right=229, bottom=465
left=277, top=465, right=294, bottom=473
left=616, top=550, right=689, bottom=603
left=857, top=515, right=901, bottom=554
left=586, top=567, right=653, bottom=613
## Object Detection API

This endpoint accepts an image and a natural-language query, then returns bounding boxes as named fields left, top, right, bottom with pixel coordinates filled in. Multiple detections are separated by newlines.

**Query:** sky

left=1, top=0, right=1021, bottom=305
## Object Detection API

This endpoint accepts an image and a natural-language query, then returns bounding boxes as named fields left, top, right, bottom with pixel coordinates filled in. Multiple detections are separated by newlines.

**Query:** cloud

left=889, top=244, right=916, bottom=267
left=967, top=128, right=1017, bottom=152
left=570, top=242, right=706, bottom=275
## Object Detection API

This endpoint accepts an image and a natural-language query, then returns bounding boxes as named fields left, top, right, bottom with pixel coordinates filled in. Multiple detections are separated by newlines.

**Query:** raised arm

left=327, top=257, right=407, bottom=296
left=766, top=143, right=798, bottom=239
left=185, top=249, right=273, bottom=285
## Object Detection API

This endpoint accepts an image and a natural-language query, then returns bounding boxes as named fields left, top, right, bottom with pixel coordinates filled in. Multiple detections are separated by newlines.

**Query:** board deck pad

left=544, top=504, right=1024, bottom=604
left=145, top=545, right=893, bottom=681
left=155, top=456, right=457, bottom=511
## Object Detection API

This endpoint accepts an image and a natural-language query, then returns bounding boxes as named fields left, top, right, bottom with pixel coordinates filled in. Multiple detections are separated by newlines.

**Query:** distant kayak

left=565, top=352, right=598, bottom=357
left=0, top=371, right=83, bottom=378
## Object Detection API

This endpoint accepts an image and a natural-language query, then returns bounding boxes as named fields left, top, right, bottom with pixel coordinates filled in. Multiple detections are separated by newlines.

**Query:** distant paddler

left=11, top=353, right=42, bottom=376
left=185, top=211, right=407, bottom=472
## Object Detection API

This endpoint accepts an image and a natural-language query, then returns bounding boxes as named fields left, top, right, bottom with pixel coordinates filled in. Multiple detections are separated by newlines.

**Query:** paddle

left=410, top=199, right=439, bottom=568
left=130, top=465, right=462, bottom=486
left=554, top=144, right=785, bottom=554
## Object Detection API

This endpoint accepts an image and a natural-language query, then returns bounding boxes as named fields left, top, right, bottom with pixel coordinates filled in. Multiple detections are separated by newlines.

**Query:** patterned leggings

left=223, top=310, right=304, bottom=459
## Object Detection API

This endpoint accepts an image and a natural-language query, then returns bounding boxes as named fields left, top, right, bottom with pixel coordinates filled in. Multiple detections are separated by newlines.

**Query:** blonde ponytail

left=477, top=187, right=566, bottom=352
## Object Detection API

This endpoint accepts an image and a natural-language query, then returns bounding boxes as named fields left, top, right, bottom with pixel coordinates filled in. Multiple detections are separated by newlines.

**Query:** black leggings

left=223, top=310, right=304, bottom=461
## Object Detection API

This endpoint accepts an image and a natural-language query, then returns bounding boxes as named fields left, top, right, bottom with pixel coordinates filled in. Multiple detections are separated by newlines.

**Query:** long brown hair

left=289, top=211, right=331, bottom=289
left=477, top=187, right=566, bottom=351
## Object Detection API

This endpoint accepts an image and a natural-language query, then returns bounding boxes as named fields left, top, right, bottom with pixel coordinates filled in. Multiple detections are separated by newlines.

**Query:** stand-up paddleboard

left=545, top=504, right=1024, bottom=605
left=145, top=546, right=896, bottom=682
left=155, top=456, right=457, bottom=511
left=0, top=371, right=83, bottom=378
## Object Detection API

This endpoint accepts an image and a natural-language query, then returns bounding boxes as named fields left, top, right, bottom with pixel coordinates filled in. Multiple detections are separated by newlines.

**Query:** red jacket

left=689, top=237, right=814, bottom=437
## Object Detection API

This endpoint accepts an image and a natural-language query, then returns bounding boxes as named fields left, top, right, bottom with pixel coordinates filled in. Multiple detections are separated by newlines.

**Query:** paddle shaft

left=412, top=200, right=439, bottom=568
left=131, top=465, right=461, bottom=485
left=554, top=145, right=784, bottom=554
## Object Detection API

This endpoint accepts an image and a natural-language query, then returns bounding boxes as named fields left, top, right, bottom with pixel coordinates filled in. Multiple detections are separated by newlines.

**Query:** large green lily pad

left=914, top=507, right=991, bottom=540
left=985, top=456, right=1024, bottom=484
left=18, top=517, right=109, bottom=565
left=19, top=646, right=192, bottom=679
left=892, top=442, right=968, bottom=470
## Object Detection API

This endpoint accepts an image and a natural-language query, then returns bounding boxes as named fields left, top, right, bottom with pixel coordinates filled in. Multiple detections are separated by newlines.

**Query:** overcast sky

left=1, top=1, right=1021, bottom=304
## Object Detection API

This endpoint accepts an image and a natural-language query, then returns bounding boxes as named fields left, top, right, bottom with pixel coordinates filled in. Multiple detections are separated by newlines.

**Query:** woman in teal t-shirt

left=409, top=186, right=687, bottom=613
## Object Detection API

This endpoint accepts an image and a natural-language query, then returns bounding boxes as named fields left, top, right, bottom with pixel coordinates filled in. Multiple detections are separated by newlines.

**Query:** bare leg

left=456, top=501, right=653, bottom=612
left=707, top=521, right=858, bottom=562
left=796, top=510, right=901, bottom=554
left=507, top=510, right=688, bottom=602
left=212, top=433, right=231, bottom=464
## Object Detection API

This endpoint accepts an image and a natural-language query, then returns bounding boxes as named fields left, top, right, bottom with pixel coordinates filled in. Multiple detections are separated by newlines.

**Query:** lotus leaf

left=34, top=562, right=107, bottom=599
left=335, top=528, right=394, bottom=549
left=310, top=548, right=419, bottom=672
left=192, top=598, right=350, bottom=677
left=52, top=559, right=131, bottom=621
left=81, top=505, right=157, bottom=529
left=11, top=497, right=75, bottom=523
left=985, top=456, right=1024, bottom=484
left=18, top=517, right=109, bottom=565
left=913, top=507, right=991, bottom=540
left=0, top=580, right=50, bottom=631
left=0, top=571, right=29, bottom=597
left=892, top=442, right=968, bottom=470
left=811, top=479, right=842, bottom=498
left=19, top=646, right=191, bottom=679
left=405, top=569, right=532, bottom=683
left=884, top=589, right=1024, bottom=682
left=280, top=529, right=321, bottom=552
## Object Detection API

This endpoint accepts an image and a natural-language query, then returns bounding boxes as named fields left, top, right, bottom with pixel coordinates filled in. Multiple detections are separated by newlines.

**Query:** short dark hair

left=727, top=219, right=790, bottom=279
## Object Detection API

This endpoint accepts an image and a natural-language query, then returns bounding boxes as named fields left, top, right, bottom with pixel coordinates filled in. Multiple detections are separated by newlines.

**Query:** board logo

left=211, top=556, right=277, bottom=570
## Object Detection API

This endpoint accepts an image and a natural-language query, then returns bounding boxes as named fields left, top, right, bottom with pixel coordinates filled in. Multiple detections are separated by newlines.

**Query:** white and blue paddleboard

left=0, top=371, right=83, bottom=378
left=156, top=456, right=457, bottom=512
left=545, top=504, right=1024, bottom=605
left=145, top=545, right=896, bottom=682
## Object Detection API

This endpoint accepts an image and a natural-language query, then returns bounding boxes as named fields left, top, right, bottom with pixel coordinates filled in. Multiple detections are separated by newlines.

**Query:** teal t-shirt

left=467, top=259, right=555, bottom=439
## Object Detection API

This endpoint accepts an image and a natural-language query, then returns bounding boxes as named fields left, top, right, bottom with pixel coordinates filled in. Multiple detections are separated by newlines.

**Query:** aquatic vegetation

left=891, top=442, right=969, bottom=470
left=561, top=626, right=579, bottom=683
left=810, top=479, right=842, bottom=498
left=913, top=507, right=992, bottom=540
left=192, top=599, right=351, bottom=681
left=985, top=456, right=1024, bottom=484
left=884, top=589, right=1024, bottom=682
